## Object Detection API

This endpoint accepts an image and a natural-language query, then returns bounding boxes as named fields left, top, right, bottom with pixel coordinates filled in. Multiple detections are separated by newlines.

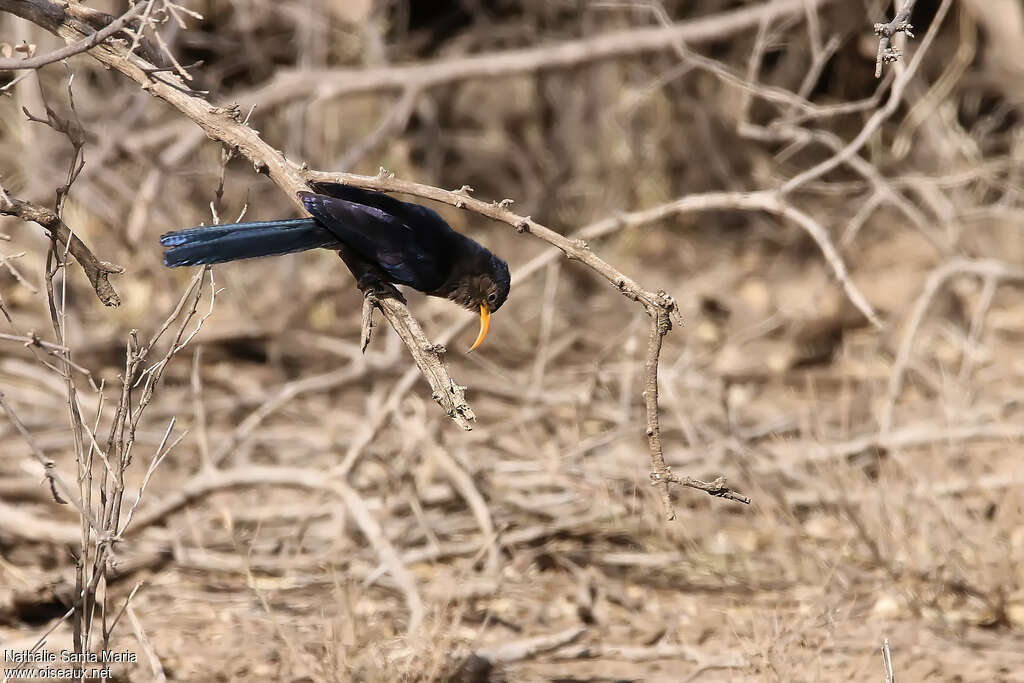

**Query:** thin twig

left=0, top=1, right=146, bottom=70
left=883, top=258, right=1024, bottom=434
left=127, top=603, right=167, bottom=683
left=881, top=638, right=896, bottom=682
left=784, top=0, right=950, bottom=193
left=874, top=1, right=918, bottom=78
left=0, top=390, right=102, bottom=532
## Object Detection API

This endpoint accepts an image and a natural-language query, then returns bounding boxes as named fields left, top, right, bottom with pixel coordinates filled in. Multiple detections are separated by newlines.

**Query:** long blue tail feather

left=160, top=218, right=338, bottom=267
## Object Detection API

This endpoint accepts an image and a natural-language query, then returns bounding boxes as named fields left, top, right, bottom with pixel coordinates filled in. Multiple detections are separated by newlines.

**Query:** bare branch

left=644, top=306, right=675, bottom=518
left=0, top=390, right=103, bottom=533
left=1, top=0, right=765, bottom=515
left=0, top=1, right=145, bottom=71
left=123, top=0, right=842, bottom=159
left=659, top=473, right=751, bottom=506
left=883, top=258, right=1024, bottom=434
left=223, top=0, right=841, bottom=111
left=785, top=0, right=950, bottom=194
left=0, top=0, right=476, bottom=429
left=874, top=0, right=918, bottom=77
left=0, top=180, right=122, bottom=306
left=375, top=296, right=474, bottom=429
left=881, top=638, right=896, bottom=682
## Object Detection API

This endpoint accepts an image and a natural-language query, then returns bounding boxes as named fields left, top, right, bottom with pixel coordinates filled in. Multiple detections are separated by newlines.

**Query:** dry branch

left=881, top=638, right=896, bottom=682
left=0, top=180, right=122, bottom=306
left=644, top=307, right=675, bottom=515
left=783, top=0, right=952, bottom=195
left=260, top=0, right=834, bottom=104
left=0, top=1, right=144, bottom=70
left=522, top=186, right=882, bottom=328
left=0, top=391, right=102, bottom=532
left=3, top=0, right=1021, bottom=675
left=126, top=0, right=839, bottom=152
left=874, top=0, right=918, bottom=77
left=306, top=170, right=756, bottom=513
left=0, top=0, right=473, bottom=429
left=375, top=296, right=473, bottom=429
left=0, top=0, right=748, bottom=510
left=882, top=258, right=1024, bottom=434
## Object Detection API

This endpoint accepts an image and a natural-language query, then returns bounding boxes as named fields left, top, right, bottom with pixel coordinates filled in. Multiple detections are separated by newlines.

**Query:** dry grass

left=2, top=0, right=1024, bottom=680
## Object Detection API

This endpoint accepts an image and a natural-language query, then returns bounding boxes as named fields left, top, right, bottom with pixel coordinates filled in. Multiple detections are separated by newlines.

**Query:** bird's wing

left=309, top=183, right=450, bottom=234
left=310, top=182, right=414, bottom=213
left=299, top=191, right=450, bottom=289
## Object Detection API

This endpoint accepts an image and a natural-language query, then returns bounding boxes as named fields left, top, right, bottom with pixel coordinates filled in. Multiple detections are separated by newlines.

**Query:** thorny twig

left=643, top=305, right=678, bottom=516
left=305, top=173, right=735, bottom=514
left=0, top=0, right=739, bottom=514
left=2, top=67, right=123, bottom=305
left=782, top=0, right=951, bottom=194
left=1, top=0, right=473, bottom=430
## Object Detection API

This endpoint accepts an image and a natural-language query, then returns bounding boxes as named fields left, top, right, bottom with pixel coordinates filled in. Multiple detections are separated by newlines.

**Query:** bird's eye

left=487, top=293, right=497, bottom=303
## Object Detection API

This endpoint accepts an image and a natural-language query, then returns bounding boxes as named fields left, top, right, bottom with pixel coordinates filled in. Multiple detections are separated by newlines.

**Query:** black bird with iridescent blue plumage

left=160, top=183, right=509, bottom=350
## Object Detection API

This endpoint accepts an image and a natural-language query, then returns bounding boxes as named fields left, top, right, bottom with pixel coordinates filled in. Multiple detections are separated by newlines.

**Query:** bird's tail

left=160, top=218, right=338, bottom=267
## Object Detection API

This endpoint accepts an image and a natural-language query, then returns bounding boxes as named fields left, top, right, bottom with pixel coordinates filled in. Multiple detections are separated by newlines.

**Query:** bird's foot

left=356, top=273, right=405, bottom=304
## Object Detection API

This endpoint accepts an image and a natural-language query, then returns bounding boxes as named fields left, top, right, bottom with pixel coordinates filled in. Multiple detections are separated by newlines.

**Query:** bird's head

left=450, top=253, right=510, bottom=351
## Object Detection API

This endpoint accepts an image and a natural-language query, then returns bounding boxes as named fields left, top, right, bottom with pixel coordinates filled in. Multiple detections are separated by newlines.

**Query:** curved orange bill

left=468, top=304, right=491, bottom=352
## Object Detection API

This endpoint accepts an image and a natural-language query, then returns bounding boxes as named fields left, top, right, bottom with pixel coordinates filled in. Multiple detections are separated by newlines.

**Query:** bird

left=159, top=182, right=510, bottom=351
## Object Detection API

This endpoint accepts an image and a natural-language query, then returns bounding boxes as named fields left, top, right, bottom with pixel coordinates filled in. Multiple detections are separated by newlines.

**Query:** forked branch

left=874, top=0, right=918, bottom=77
